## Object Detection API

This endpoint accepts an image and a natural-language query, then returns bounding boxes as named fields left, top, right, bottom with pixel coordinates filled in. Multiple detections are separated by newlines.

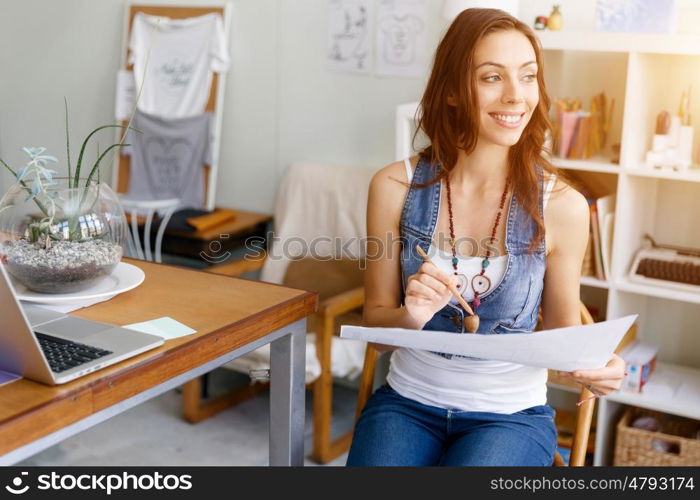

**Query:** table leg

left=269, top=318, right=306, bottom=466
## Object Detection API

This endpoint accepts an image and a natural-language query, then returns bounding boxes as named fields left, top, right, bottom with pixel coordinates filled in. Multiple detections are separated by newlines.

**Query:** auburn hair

left=413, top=8, right=560, bottom=253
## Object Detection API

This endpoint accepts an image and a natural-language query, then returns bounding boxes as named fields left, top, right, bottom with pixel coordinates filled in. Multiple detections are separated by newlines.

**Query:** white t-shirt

left=129, top=12, right=229, bottom=118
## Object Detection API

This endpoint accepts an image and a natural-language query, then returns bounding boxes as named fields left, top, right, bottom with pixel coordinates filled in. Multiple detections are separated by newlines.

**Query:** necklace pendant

left=471, top=274, right=491, bottom=295
left=455, top=274, right=468, bottom=293
left=464, top=314, right=479, bottom=333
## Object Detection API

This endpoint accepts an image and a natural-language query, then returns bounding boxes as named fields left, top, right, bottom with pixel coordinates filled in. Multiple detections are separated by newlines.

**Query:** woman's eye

left=523, top=73, right=537, bottom=82
left=484, top=75, right=501, bottom=82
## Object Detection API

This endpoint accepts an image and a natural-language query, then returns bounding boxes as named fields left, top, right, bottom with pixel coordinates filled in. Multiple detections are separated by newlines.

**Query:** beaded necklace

left=444, top=174, right=510, bottom=332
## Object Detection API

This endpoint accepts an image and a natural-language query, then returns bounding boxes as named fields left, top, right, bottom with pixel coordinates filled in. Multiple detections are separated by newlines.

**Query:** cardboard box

left=619, top=340, right=659, bottom=393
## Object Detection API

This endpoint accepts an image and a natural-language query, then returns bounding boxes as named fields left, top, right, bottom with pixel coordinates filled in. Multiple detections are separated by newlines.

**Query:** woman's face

left=472, top=29, right=539, bottom=148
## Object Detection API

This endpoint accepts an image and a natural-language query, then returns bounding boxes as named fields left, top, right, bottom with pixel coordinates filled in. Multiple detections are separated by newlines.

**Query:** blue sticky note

left=123, top=317, right=197, bottom=340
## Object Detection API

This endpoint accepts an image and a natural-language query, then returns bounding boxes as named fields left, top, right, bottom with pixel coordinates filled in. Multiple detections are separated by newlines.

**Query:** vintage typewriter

left=629, top=234, right=700, bottom=289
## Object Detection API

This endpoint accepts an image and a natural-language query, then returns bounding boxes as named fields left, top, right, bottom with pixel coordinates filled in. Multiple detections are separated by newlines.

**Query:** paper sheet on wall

left=327, top=0, right=373, bottom=74
left=340, top=315, right=638, bottom=371
left=375, top=0, right=429, bottom=78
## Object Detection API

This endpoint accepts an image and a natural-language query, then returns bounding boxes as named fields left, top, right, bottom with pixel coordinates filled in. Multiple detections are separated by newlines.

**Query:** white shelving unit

left=580, top=276, right=610, bottom=290
left=543, top=31, right=700, bottom=466
left=395, top=30, right=700, bottom=466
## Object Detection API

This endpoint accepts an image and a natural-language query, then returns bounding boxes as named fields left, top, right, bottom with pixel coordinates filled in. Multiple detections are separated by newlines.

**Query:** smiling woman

left=347, top=8, right=626, bottom=467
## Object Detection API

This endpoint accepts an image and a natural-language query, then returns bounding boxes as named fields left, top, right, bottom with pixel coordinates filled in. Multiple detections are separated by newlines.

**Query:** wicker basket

left=614, top=407, right=700, bottom=466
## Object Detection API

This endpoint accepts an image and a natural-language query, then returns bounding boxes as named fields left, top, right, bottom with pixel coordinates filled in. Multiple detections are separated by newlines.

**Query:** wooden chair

left=182, top=162, right=374, bottom=464
left=354, top=301, right=598, bottom=467
left=181, top=256, right=365, bottom=463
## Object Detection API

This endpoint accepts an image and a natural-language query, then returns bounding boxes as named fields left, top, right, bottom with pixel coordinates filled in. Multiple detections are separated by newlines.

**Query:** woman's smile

left=488, top=111, right=526, bottom=128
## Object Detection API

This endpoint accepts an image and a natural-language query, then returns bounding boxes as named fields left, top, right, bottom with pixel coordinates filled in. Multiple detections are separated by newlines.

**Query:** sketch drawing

left=379, top=14, right=424, bottom=66
left=327, top=0, right=371, bottom=72
left=595, top=0, right=677, bottom=33
left=375, top=0, right=428, bottom=78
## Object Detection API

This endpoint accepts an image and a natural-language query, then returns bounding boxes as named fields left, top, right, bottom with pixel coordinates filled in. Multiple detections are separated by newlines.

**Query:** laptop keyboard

left=34, top=332, right=113, bottom=373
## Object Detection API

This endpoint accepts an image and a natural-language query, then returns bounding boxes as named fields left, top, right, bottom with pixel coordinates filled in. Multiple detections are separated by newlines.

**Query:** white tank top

left=386, top=158, right=556, bottom=414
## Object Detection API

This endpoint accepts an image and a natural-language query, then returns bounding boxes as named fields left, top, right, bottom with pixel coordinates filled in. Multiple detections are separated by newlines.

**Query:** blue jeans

left=346, top=384, right=557, bottom=466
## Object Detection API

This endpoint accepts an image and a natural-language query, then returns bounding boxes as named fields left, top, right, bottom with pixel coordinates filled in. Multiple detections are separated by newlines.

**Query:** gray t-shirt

left=122, top=110, right=212, bottom=209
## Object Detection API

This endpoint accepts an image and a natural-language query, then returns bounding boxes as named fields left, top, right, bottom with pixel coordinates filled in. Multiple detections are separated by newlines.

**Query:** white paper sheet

left=327, top=0, right=373, bottom=74
left=375, top=0, right=429, bottom=78
left=340, top=315, right=638, bottom=371
left=123, top=316, right=196, bottom=340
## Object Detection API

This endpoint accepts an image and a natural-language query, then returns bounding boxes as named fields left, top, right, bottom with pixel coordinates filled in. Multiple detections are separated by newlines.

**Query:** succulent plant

left=0, top=100, right=134, bottom=247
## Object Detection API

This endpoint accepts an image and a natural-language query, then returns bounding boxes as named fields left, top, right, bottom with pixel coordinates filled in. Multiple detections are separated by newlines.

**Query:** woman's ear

left=447, top=94, right=458, bottom=107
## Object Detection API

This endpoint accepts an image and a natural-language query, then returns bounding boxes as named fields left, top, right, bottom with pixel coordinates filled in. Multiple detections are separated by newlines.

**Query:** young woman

left=347, top=9, right=625, bottom=466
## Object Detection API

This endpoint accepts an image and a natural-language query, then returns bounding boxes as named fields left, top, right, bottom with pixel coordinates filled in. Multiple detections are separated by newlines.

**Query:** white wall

left=5, top=1, right=696, bottom=213
left=276, top=0, right=444, bottom=173
left=0, top=0, right=123, bottom=193
left=0, top=0, right=447, bottom=213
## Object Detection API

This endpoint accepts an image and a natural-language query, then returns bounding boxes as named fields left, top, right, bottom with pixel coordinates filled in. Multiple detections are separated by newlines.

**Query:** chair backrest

left=355, top=301, right=598, bottom=467
left=260, top=162, right=375, bottom=285
left=283, top=258, right=364, bottom=302
left=120, top=197, right=180, bottom=263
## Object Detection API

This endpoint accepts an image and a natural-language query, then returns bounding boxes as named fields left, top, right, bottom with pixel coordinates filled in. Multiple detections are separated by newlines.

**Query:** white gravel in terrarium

left=3, top=239, right=122, bottom=293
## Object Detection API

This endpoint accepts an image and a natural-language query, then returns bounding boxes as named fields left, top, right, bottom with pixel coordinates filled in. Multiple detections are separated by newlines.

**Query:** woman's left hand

left=558, top=353, right=626, bottom=396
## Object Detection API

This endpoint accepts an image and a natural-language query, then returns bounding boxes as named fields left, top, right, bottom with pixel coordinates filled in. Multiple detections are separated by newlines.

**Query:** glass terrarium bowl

left=0, top=178, right=128, bottom=293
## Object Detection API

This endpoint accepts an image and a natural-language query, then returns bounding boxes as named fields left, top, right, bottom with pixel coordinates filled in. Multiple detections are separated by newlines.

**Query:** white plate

left=12, top=262, right=145, bottom=303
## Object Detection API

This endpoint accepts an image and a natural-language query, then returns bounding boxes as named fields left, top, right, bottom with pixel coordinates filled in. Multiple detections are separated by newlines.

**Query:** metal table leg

left=269, top=318, right=306, bottom=466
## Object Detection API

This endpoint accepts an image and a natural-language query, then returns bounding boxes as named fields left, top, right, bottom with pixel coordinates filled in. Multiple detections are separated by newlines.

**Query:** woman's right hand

left=403, top=262, right=458, bottom=329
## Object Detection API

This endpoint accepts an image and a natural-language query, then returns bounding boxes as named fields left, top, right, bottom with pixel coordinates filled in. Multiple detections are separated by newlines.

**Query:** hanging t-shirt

left=128, top=12, right=229, bottom=118
left=122, top=110, right=212, bottom=209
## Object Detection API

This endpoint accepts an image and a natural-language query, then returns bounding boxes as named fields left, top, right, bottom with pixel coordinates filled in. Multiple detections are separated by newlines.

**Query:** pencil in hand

left=414, top=245, right=479, bottom=332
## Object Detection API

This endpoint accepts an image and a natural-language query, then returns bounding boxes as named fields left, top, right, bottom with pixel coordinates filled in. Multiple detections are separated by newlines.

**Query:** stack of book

left=553, top=93, right=614, bottom=160
left=581, top=194, right=616, bottom=281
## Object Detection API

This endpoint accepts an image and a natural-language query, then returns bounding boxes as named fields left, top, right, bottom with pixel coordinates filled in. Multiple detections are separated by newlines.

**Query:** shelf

left=580, top=276, right=610, bottom=289
left=607, top=362, right=700, bottom=420
left=552, top=157, right=620, bottom=174
left=550, top=362, right=700, bottom=421
left=616, top=278, right=700, bottom=305
left=625, top=167, right=700, bottom=183
left=538, top=31, right=700, bottom=55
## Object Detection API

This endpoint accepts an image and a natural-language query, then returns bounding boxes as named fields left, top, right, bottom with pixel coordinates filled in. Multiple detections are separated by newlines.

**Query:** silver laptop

left=0, top=262, right=164, bottom=385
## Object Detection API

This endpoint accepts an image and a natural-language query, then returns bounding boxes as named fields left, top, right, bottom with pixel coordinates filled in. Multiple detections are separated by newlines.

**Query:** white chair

left=119, top=197, right=180, bottom=263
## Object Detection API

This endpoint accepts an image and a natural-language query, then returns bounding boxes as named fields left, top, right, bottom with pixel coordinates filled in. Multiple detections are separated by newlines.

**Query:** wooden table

left=0, top=258, right=316, bottom=466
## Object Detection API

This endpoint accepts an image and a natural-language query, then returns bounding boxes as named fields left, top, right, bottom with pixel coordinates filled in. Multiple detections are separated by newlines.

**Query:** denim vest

left=400, top=157, right=546, bottom=360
